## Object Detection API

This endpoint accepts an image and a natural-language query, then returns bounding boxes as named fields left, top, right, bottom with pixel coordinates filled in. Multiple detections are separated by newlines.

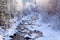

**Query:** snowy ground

left=8, top=0, right=60, bottom=40
left=34, top=23, right=60, bottom=40
left=0, top=0, right=60, bottom=40
left=1, top=12, right=60, bottom=40
left=22, top=13, right=60, bottom=40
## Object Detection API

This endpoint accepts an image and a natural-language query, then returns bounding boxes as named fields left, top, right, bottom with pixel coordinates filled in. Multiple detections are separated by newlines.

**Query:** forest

left=0, top=0, right=60, bottom=40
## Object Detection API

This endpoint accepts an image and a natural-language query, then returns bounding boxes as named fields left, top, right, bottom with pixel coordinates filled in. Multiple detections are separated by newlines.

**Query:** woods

left=0, top=0, right=60, bottom=40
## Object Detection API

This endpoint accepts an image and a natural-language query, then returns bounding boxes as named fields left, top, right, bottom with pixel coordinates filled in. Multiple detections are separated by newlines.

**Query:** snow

left=22, top=13, right=60, bottom=40
left=18, top=1, right=60, bottom=40
left=35, top=23, right=60, bottom=40
left=0, top=35, right=4, bottom=40
left=0, top=0, right=60, bottom=40
left=4, top=3, right=60, bottom=40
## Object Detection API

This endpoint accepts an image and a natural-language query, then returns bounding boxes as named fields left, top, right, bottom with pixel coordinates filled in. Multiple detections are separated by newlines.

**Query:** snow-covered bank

left=20, top=12, right=60, bottom=40
left=0, top=0, right=60, bottom=40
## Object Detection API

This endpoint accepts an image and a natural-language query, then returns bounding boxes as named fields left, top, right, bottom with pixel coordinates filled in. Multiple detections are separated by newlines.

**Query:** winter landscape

left=0, top=0, right=60, bottom=40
